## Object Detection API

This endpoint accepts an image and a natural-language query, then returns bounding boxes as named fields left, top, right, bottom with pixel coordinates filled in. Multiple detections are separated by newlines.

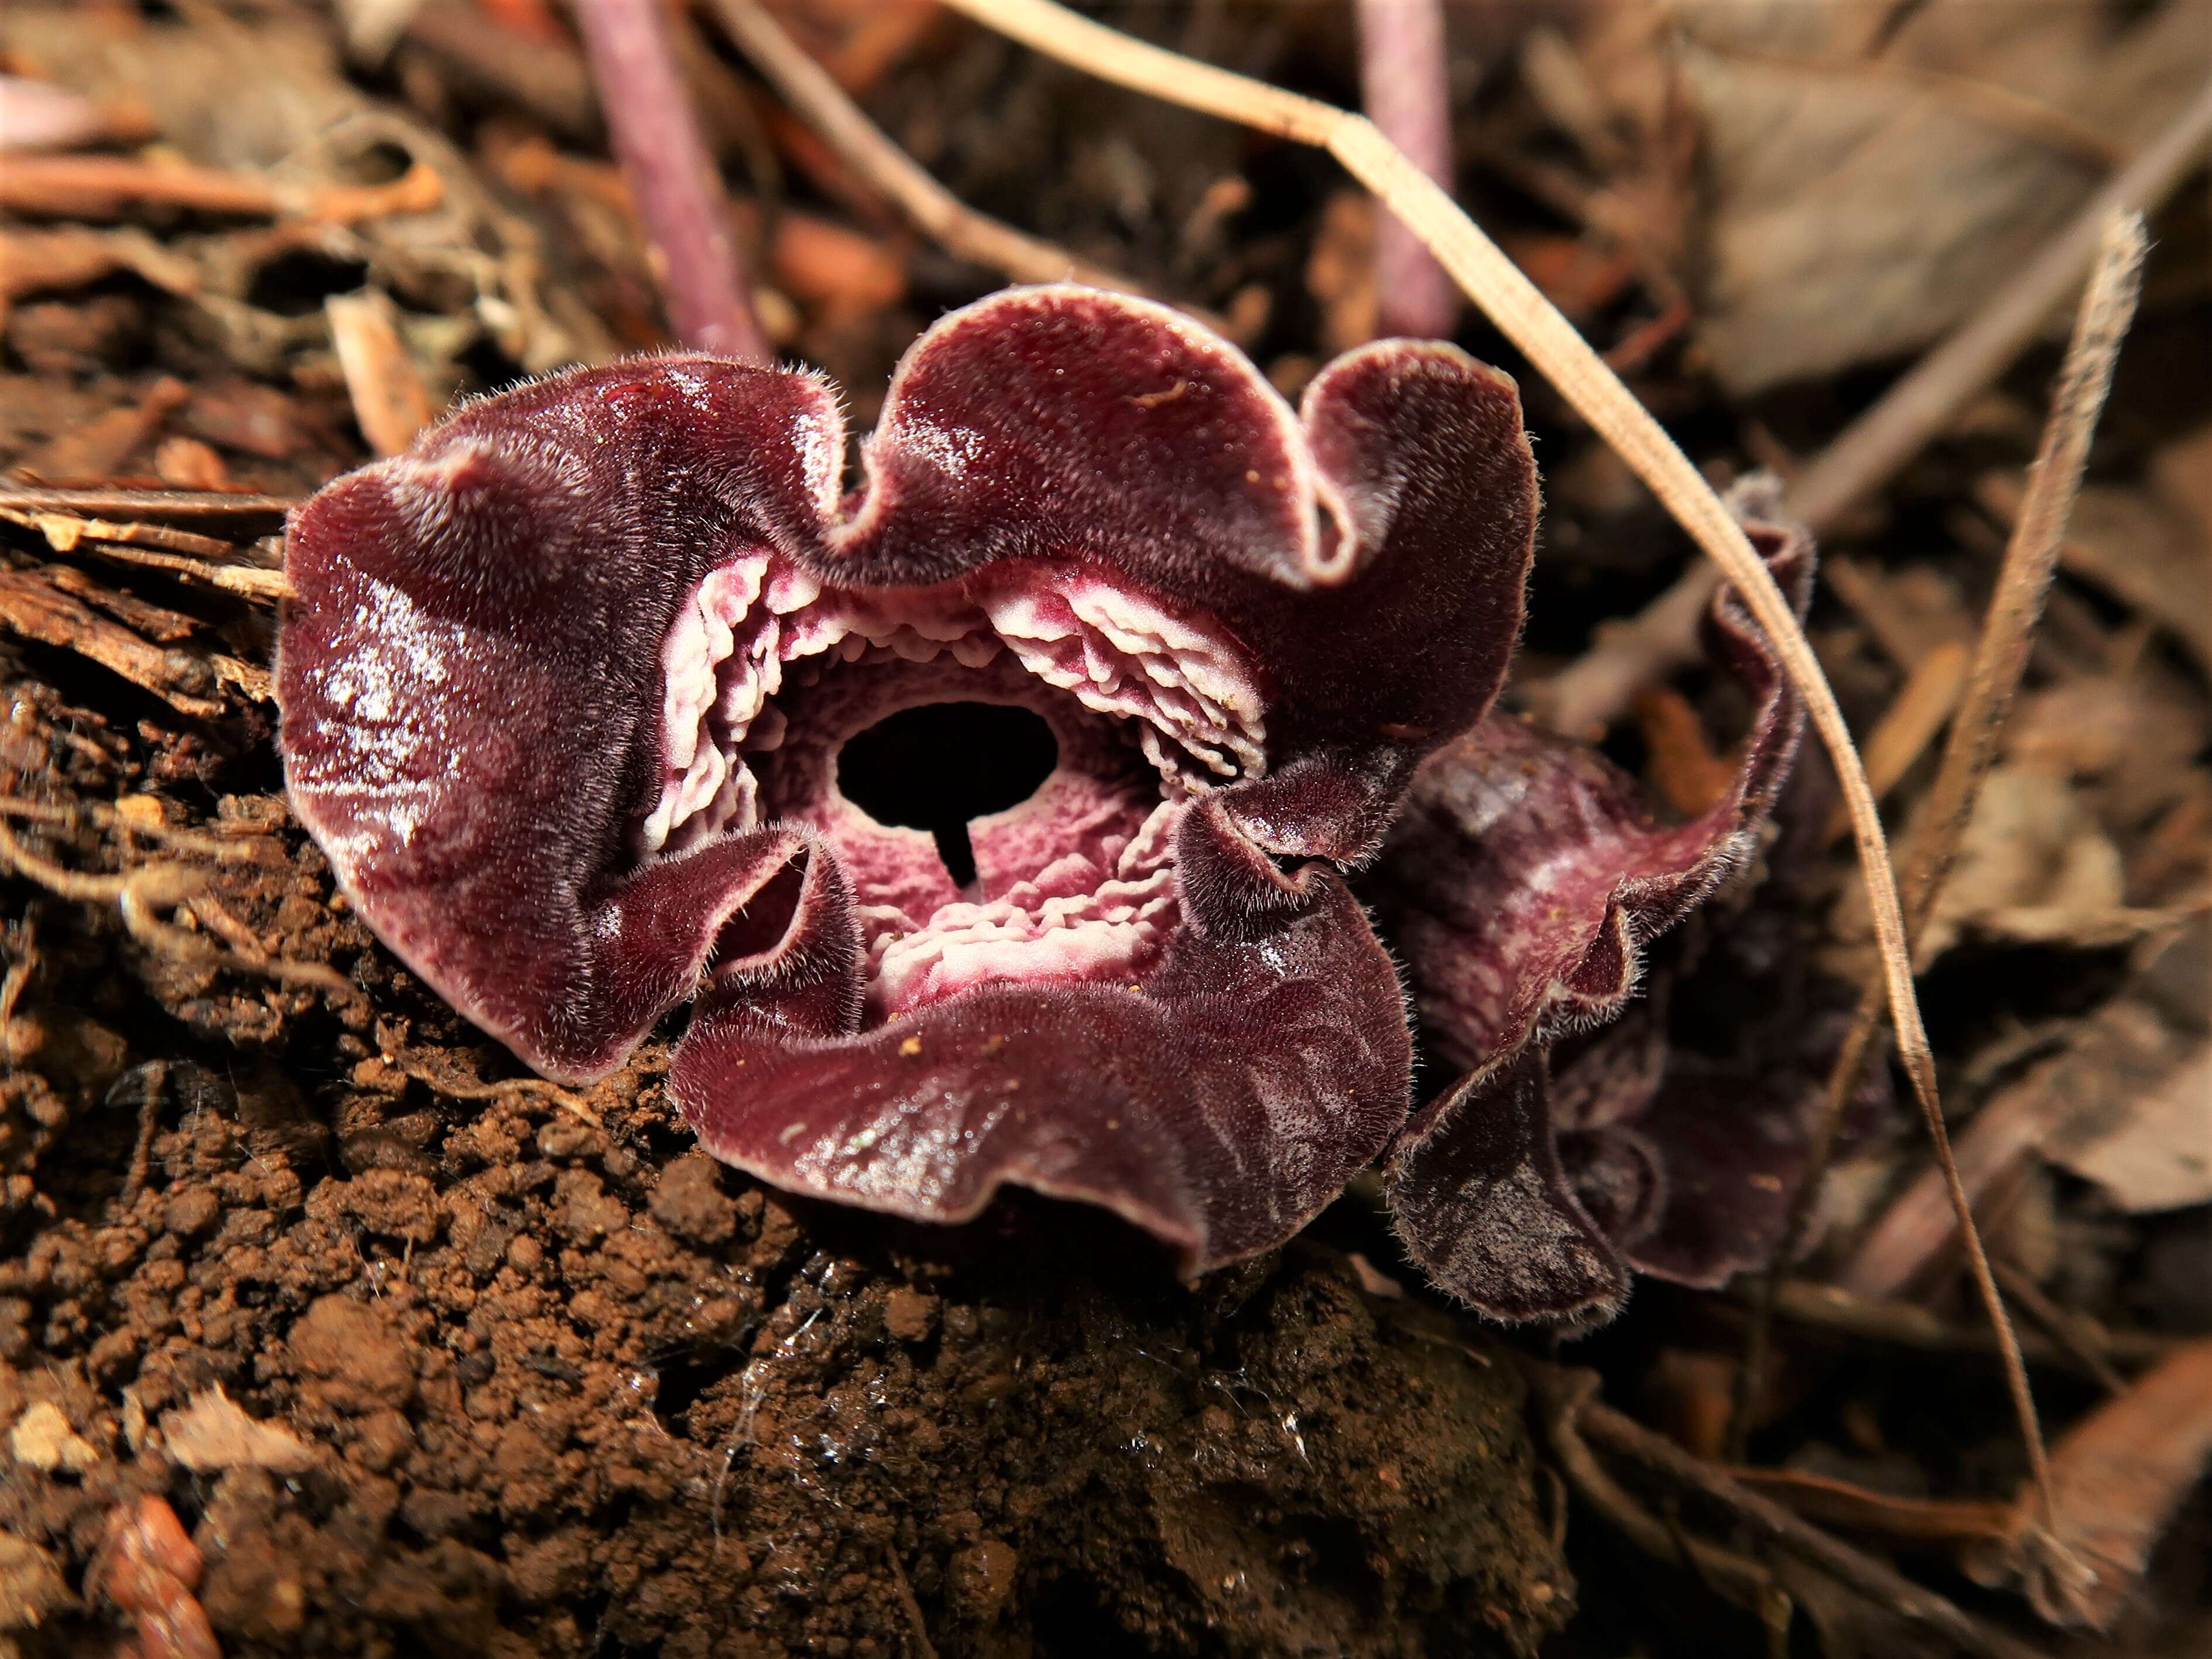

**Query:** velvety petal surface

left=1556, top=915, right=1895, bottom=1289
left=1374, top=491, right=1813, bottom=1319
left=278, top=284, right=1539, bottom=1273
left=1371, top=505, right=1813, bottom=1076
left=1385, top=1051, right=1631, bottom=1324
left=676, top=799, right=1412, bottom=1272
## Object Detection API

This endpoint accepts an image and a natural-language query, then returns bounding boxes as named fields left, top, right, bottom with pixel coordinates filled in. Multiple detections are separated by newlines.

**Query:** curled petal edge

left=1378, top=481, right=1814, bottom=1320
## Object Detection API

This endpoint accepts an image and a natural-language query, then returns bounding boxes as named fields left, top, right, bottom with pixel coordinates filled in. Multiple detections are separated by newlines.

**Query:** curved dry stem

left=936, top=0, right=1937, bottom=1114
left=1538, top=78, right=2212, bottom=734
left=1734, top=214, right=2148, bottom=1493
left=940, top=0, right=2079, bottom=1523
left=704, top=0, right=1189, bottom=315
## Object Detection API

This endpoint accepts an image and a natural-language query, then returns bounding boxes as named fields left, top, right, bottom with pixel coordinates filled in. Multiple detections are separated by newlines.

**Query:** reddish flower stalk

left=1355, top=0, right=1458, bottom=340
left=574, top=0, right=772, bottom=363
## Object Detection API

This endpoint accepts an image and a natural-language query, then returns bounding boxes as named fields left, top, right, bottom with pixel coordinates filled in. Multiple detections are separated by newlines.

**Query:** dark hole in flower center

left=838, top=702, right=1059, bottom=887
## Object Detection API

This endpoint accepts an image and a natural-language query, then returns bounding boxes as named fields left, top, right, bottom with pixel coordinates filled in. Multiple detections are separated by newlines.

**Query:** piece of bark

left=0, top=566, right=224, bottom=718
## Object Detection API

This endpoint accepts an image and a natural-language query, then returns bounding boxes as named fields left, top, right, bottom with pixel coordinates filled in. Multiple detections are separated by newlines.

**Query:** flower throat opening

left=837, top=702, right=1059, bottom=887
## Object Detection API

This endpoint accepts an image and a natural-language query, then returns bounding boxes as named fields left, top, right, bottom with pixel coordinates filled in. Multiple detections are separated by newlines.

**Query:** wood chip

left=158, top=1386, right=316, bottom=1475
left=0, top=566, right=224, bottom=717
left=0, top=152, right=442, bottom=224
left=326, top=290, right=436, bottom=457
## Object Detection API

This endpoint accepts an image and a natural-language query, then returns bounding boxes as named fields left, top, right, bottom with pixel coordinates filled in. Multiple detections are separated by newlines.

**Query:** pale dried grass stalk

left=939, top=0, right=2088, bottom=1524
left=1539, top=78, right=2212, bottom=736
left=1736, top=213, right=2149, bottom=1497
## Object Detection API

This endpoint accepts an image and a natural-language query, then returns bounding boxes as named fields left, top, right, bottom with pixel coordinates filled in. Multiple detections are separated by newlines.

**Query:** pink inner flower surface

left=636, top=551, right=1267, bottom=1024
left=276, top=283, right=1542, bottom=1277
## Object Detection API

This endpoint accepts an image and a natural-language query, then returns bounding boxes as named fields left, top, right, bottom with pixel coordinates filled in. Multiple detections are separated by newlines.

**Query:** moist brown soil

left=0, top=711, right=1567, bottom=1657
left=5, top=3, right=2208, bottom=1656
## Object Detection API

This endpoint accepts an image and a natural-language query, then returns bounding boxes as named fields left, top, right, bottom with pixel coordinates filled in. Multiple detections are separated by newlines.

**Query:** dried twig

left=1530, top=1365, right=1779, bottom=1617
left=1355, top=0, right=1458, bottom=339
left=0, top=794, right=344, bottom=996
left=1976, top=1340, right=2212, bottom=1630
left=706, top=0, right=1181, bottom=312
left=1723, top=1464, right=2021, bottom=1548
left=1535, top=80, right=2212, bottom=737
left=1733, top=215, right=2148, bottom=1491
left=1991, top=1259, right=2128, bottom=1397
left=0, top=152, right=441, bottom=222
left=0, top=487, right=295, bottom=525
left=1525, top=1362, right=2049, bottom=1659
left=575, top=0, right=771, bottom=361
left=1756, top=1277, right=2177, bottom=1376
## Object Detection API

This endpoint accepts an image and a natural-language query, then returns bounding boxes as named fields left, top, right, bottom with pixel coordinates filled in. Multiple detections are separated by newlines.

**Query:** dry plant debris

left=0, top=2, right=2204, bottom=1655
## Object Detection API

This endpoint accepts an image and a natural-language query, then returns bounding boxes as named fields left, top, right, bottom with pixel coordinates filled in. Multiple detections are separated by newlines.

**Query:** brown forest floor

left=0, top=4, right=2207, bottom=1658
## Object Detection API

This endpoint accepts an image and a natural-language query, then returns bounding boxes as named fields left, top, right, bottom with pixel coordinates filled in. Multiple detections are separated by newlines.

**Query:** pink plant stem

left=1356, top=0, right=1458, bottom=340
left=574, top=0, right=772, bottom=363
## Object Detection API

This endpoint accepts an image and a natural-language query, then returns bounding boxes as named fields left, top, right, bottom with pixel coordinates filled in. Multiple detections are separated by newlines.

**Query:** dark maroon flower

left=278, top=286, right=1538, bottom=1274
left=1539, top=936, right=1893, bottom=1297
left=1369, top=494, right=1816, bottom=1322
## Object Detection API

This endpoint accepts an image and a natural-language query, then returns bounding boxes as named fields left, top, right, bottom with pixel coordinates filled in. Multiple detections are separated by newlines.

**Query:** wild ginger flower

left=278, top=285, right=1808, bottom=1316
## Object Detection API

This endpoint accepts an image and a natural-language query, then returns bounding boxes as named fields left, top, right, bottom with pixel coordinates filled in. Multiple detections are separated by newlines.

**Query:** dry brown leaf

left=1968, top=1340, right=2212, bottom=1628
left=1596, top=0, right=2204, bottom=392
left=2043, top=921, right=2211, bottom=1213
left=1919, top=761, right=2156, bottom=956
left=2045, top=1041, right=2212, bottom=1213
left=1843, top=956, right=2204, bottom=1296
left=158, top=1384, right=317, bottom=1475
